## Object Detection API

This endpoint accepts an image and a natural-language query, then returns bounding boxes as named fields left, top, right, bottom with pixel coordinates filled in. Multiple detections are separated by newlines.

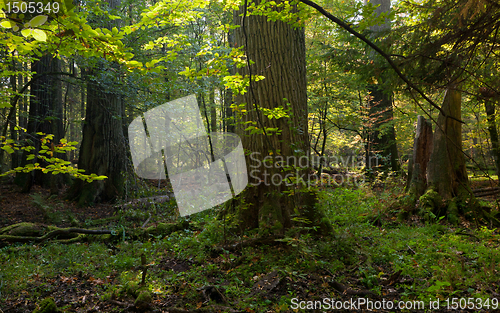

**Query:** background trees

left=0, top=0, right=499, bottom=224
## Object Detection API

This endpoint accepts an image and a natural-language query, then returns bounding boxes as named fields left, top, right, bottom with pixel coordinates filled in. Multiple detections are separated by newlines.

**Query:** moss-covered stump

left=396, top=187, right=500, bottom=226
left=32, top=297, right=58, bottom=313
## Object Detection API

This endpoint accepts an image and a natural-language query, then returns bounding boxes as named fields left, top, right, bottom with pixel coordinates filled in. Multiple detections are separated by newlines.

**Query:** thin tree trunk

left=210, top=89, right=217, bottom=133
left=224, top=30, right=235, bottom=133
left=484, top=100, right=500, bottom=178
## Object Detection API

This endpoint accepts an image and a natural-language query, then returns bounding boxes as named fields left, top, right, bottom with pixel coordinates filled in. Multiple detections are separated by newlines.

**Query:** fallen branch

left=473, top=187, right=500, bottom=197
left=108, top=299, right=132, bottom=308
left=472, top=187, right=500, bottom=193
left=116, top=194, right=174, bottom=210
left=0, top=223, right=112, bottom=246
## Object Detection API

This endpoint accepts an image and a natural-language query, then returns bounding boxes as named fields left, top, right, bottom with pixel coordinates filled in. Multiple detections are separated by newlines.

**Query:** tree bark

left=407, top=115, right=433, bottom=197
left=233, top=0, right=331, bottom=235
left=67, top=0, right=126, bottom=205
left=427, top=84, right=469, bottom=200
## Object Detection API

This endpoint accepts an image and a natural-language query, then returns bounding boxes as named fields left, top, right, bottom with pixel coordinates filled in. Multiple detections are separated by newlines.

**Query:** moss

left=1, top=222, right=43, bottom=237
left=125, top=281, right=140, bottom=298
left=418, top=188, right=443, bottom=218
left=447, top=199, right=460, bottom=225
left=32, top=297, right=57, bottom=313
left=144, top=220, right=189, bottom=237
left=134, top=290, right=152, bottom=310
left=298, top=191, right=333, bottom=236
left=258, top=194, right=284, bottom=235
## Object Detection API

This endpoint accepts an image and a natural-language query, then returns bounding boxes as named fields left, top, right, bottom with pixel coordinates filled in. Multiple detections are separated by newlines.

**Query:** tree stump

left=407, top=115, right=433, bottom=197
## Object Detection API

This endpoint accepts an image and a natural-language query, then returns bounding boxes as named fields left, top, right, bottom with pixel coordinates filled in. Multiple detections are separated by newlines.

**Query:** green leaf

left=32, top=29, right=47, bottom=41
left=0, top=20, right=13, bottom=28
left=21, top=29, right=32, bottom=37
left=1, top=146, right=14, bottom=154
left=28, top=15, right=48, bottom=27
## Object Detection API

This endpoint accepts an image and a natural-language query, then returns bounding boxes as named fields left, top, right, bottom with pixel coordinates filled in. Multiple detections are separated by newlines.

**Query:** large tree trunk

left=67, top=0, right=126, bottom=205
left=427, top=84, right=469, bottom=200
left=67, top=73, right=126, bottom=205
left=233, top=0, right=331, bottom=235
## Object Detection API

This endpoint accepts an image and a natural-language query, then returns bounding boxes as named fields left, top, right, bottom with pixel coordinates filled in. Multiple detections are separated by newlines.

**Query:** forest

left=0, top=0, right=500, bottom=311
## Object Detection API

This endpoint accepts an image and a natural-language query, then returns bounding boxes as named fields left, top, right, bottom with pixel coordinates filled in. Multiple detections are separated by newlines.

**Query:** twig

left=142, top=213, right=152, bottom=228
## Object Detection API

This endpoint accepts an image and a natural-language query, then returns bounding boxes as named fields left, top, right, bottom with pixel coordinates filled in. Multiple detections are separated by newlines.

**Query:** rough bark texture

left=407, top=115, right=433, bottom=197
left=67, top=0, right=126, bottom=205
left=233, top=0, right=330, bottom=235
left=427, top=85, right=469, bottom=200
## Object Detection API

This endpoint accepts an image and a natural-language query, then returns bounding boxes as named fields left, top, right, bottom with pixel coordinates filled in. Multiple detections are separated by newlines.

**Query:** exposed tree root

left=0, top=220, right=192, bottom=246
left=0, top=223, right=112, bottom=246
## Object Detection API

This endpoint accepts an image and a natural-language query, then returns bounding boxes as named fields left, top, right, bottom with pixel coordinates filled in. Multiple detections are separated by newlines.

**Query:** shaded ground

left=1, top=253, right=494, bottom=313
left=1, top=179, right=500, bottom=312
left=0, top=183, right=116, bottom=228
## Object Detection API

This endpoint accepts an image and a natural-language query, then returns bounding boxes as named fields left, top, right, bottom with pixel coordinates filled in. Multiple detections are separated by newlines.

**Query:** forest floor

left=1, top=176, right=500, bottom=313
left=0, top=183, right=116, bottom=229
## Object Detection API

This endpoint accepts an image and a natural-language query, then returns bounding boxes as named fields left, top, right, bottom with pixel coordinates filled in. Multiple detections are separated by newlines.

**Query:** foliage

left=0, top=131, right=107, bottom=182
left=0, top=185, right=499, bottom=310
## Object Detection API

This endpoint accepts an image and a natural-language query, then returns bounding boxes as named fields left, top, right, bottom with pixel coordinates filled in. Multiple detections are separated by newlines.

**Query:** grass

left=1, top=183, right=499, bottom=312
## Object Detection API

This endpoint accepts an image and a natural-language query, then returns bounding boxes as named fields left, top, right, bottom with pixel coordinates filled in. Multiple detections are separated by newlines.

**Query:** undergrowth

left=1, top=183, right=499, bottom=312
